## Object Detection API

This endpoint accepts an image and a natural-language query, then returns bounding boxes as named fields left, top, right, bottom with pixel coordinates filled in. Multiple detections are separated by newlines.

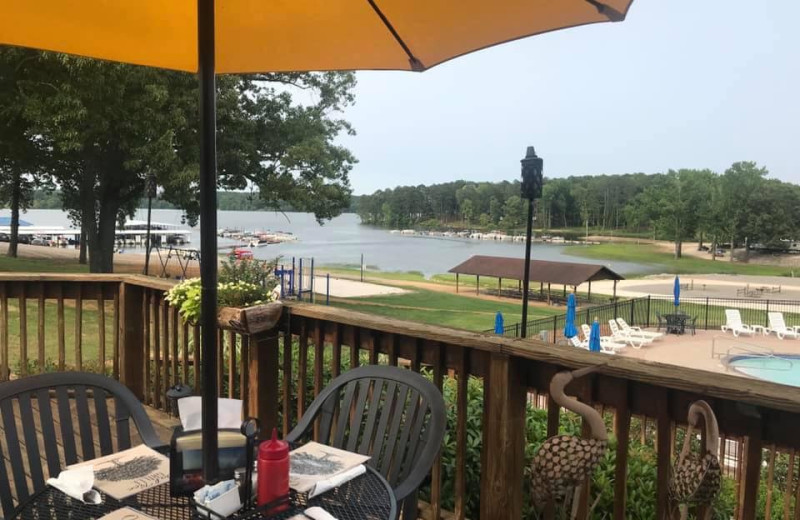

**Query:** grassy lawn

left=328, top=288, right=560, bottom=332
left=564, top=243, right=794, bottom=277
left=0, top=255, right=88, bottom=273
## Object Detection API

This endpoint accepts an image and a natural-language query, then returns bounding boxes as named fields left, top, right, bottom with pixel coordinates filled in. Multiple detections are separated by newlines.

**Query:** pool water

left=728, top=355, right=800, bottom=387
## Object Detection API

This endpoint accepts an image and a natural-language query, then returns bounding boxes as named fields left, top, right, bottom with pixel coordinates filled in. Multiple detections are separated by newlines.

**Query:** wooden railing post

left=738, top=408, right=763, bottom=520
left=480, top=352, right=526, bottom=519
left=119, top=281, right=145, bottom=400
left=247, top=330, right=279, bottom=438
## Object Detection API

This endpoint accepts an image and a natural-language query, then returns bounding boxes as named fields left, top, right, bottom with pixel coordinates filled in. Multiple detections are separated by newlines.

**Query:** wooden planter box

left=217, top=301, right=282, bottom=335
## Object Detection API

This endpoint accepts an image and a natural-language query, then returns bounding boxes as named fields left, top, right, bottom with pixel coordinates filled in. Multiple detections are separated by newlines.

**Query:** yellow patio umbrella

left=1, top=0, right=635, bottom=481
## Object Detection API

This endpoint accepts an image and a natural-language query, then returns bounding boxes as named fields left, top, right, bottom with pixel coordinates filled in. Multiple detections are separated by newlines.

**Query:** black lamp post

left=144, top=172, right=157, bottom=276
left=520, top=146, right=543, bottom=338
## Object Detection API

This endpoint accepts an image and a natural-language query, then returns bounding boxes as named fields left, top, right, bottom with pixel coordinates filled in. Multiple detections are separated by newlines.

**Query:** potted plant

left=165, top=257, right=282, bottom=335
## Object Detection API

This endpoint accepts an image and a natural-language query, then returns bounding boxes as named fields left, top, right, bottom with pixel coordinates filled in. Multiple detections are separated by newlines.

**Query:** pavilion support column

left=540, top=281, right=544, bottom=299
left=563, top=284, right=566, bottom=298
left=613, top=279, right=618, bottom=300
left=456, top=273, right=459, bottom=293
left=547, top=283, right=551, bottom=304
left=476, top=275, right=480, bottom=295
left=498, top=277, right=502, bottom=295
left=588, top=281, right=592, bottom=301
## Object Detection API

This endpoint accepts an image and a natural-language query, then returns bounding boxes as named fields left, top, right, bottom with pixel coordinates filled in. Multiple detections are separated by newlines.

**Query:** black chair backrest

left=0, top=372, right=163, bottom=518
left=287, top=365, right=446, bottom=515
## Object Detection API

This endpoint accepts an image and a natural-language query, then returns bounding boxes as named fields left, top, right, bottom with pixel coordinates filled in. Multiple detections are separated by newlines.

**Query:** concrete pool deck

left=614, top=329, right=800, bottom=382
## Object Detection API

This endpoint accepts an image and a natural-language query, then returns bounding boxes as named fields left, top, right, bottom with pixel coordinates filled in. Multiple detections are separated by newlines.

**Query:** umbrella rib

left=583, top=0, right=626, bottom=22
left=366, top=0, right=425, bottom=71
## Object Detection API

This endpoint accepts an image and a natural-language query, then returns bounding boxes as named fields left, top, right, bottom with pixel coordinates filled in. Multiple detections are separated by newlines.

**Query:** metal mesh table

left=12, top=467, right=396, bottom=520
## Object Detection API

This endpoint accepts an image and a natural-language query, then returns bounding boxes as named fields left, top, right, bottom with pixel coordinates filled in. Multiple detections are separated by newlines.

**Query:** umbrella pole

left=198, top=0, right=219, bottom=482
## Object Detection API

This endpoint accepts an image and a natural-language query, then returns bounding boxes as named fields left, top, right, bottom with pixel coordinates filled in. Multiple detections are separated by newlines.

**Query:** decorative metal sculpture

left=670, top=400, right=722, bottom=520
left=531, top=366, right=608, bottom=509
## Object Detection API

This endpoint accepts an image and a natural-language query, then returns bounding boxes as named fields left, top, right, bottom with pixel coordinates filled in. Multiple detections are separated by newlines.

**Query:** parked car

left=0, top=233, right=9, bottom=242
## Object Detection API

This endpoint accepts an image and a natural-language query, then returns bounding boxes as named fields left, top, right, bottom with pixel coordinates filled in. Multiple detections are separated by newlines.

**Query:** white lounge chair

left=608, top=320, right=649, bottom=348
left=721, top=309, right=756, bottom=337
left=580, top=324, right=627, bottom=354
left=615, top=318, right=664, bottom=340
left=768, top=312, right=800, bottom=339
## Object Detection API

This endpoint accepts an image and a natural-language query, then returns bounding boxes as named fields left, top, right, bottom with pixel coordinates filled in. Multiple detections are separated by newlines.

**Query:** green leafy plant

left=165, top=257, right=280, bottom=323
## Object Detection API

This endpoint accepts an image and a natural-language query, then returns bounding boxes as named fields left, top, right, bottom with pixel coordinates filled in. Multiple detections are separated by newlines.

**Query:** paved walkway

left=616, top=329, right=800, bottom=379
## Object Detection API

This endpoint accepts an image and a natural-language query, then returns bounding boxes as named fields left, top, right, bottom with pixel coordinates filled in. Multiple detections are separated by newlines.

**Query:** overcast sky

left=340, top=0, right=800, bottom=195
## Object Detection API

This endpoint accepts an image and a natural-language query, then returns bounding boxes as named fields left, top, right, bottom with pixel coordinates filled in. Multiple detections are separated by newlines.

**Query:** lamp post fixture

left=143, top=172, right=157, bottom=276
left=520, top=146, right=543, bottom=338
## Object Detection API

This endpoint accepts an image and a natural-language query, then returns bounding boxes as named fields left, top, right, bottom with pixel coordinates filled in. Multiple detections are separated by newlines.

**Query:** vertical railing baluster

left=282, top=329, right=292, bottom=437
left=19, top=283, right=28, bottom=376
left=162, top=297, right=170, bottom=401
left=0, top=281, right=8, bottom=380
left=429, top=343, right=445, bottom=520
left=454, top=348, right=469, bottom=520
left=227, top=330, right=236, bottom=399
left=182, top=321, right=189, bottom=385
left=143, top=290, right=152, bottom=405
left=614, top=383, right=631, bottom=520
left=331, top=323, right=342, bottom=378
left=74, top=284, right=82, bottom=371
left=297, top=320, right=308, bottom=423
left=97, top=289, right=106, bottom=374
left=172, top=306, right=179, bottom=387
left=37, top=282, right=45, bottom=373
left=152, top=291, right=161, bottom=409
left=113, top=288, right=120, bottom=379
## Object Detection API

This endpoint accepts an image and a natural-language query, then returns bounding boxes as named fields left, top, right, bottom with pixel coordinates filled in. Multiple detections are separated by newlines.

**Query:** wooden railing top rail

left=0, top=273, right=176, bottom=291
left=286, top=301, right=800, bottom=415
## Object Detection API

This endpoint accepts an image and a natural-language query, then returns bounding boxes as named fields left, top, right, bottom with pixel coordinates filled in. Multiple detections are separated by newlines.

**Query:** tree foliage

left=2, top=48, right=357, bottom=272
left=356, top=165, right=800, bottom=257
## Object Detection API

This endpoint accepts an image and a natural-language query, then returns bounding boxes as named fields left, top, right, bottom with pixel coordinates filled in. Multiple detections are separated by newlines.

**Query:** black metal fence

left=492, top=295, right=800, bottom=343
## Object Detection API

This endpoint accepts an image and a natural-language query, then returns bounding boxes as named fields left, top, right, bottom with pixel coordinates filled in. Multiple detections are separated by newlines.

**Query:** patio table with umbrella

left=1, top=0, right=635, bottom=499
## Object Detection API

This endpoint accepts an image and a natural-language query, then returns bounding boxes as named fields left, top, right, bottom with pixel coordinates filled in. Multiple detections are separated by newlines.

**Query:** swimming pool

left=728, top=354, right=800, bottom=387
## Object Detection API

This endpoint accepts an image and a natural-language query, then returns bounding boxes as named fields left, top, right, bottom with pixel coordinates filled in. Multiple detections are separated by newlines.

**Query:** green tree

left=503, top=195, right=523, bottom=230
left=718, top=162, right=767, bottom=262
left=0, top=47, right=48, bottom=258
left=489, top=197, right=502, bottom=225
left=19, top=53, right=356, bottom=272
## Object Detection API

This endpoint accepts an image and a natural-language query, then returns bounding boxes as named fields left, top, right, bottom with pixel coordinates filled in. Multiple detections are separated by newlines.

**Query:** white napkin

left=193, top=480, right=242, bottom=518
left=308, top=464, right=366, bottom=499
left=305, top=507, right=338, bottom=520
left=178, top=396, right=243, bottom=431
left=46, top=466, right=101, bottom=504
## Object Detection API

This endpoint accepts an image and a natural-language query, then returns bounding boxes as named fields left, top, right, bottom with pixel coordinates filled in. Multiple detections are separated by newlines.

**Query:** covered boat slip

left=448, top=255, right=624, bottom=302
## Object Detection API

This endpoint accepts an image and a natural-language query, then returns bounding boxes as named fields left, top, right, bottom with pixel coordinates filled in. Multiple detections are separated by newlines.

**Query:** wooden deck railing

left=2, top=273, right=800, bottom=519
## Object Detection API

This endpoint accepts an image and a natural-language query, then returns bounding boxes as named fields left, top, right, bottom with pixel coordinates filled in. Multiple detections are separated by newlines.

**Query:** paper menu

left=289, top=442, right=370, bottom=494
left=69, top=445, right=169, bottom=500
left=98, top=508, right=159, bottom=520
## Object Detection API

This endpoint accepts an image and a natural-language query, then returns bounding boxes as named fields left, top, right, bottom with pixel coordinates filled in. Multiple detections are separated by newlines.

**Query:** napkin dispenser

left=170, top=427, right=248, bottom=496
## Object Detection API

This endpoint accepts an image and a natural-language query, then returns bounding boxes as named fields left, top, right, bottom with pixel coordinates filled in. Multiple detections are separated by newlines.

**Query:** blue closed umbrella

left=673, top=276, right=681, bottom=308
left=589, top=319, right=602, bottom=352
left=494, top=311, right=505, bottom=335
left=564, top=293, right=578, bottom=338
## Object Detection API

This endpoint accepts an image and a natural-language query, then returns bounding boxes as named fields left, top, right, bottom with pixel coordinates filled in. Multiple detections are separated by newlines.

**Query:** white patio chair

left=767, top=312, right=800, bottom=340
left=615, top=318, right=664, bottom=340
left=608, top=320, right=649, bottom=349
left=580, top=324, right=627, bottom=354
left=721, top=309, right=756, bottom=337
left=568, top=335, right=588, bottom=350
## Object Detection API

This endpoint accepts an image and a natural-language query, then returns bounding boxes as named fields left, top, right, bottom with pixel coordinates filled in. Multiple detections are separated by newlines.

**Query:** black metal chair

left=656, top=312, right=666, bottom=332
left=0, top=372, right=164, bottom=519
left=688, top=315, right=698, bottom=336
left=287, top=365, right=446, bottom=520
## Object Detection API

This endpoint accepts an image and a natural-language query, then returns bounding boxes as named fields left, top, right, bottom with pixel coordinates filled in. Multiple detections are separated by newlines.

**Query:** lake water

left=5, top=209, right=651, bottom=276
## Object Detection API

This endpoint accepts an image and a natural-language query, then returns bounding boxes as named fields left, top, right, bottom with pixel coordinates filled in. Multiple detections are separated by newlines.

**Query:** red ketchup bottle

left=257, top=428, right=290, bottom=509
